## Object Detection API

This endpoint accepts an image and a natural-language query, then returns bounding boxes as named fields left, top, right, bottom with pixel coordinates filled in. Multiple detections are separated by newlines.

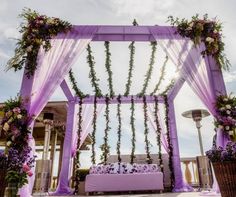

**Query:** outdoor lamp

left=182, top=109, right=210, bottom=156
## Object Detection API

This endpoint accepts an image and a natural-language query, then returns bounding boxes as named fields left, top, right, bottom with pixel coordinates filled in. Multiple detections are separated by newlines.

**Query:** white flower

left=17, top=114, right=22, bottom=119
left=3, top=123, right=10, bottom=132
left=220, top=107, right=225, bottom=111
left=26, top=45, right=33, bottom=52
left=186, top=26, right=192, bottom=31
left=223, top=98, right=228, bottom=101
left=226, top=110, right=231, bottom=115
left=225, top=126, right=230, bottom=130
left=218, top=125, right=224, bottom=129
left=205, top=37, right=214, bottom=43
left=229, top=130, right=234, bottom=135
left=11, top=136, right=15, bottom=141
left=6, top=141, right=12, bottom=147
left=226, top=105, right=231, bottom=109
left=189, top=22, right=194, bottom=27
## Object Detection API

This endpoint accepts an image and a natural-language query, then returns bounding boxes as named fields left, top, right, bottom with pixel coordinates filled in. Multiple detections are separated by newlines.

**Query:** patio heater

left=34, top=112, right=53, bottom=192
left=182, top=109, right=213, bottom=190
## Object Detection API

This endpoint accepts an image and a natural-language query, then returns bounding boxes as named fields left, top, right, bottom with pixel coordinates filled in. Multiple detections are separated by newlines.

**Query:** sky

left=0, top=0, right=236, bottom=168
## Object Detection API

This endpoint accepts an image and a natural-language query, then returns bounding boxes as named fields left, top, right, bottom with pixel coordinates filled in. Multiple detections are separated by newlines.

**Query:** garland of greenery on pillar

left=154, top=96, right=163, bottom=172
left=138, top=41, right=157, bottom=96
left=143, top=95, right=153, bottom=164
left=74, top=98, right=83, bottom=194
left=124, top=20, right=138, bottom=96
left=104, top=41, right=115, bottom=97
left=151, top=56, right=168, bottom=95
left=100, top=96, right=110, bottom=164
left=91, top=96, right=97, bottom=165
left=68, top=69, right=86, bottom=98
left=87, top=44, right=103, bottom=97
left=116, top=95, right=122, bottom=162
left=130, top=95, right=136, bottom=164
left=163, top=95, right=175, bottom=189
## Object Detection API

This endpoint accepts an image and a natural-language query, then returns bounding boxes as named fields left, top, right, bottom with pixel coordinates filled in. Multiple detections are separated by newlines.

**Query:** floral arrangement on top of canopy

left=168, top=14, right=230, bottom=71
left=6, top=8, right=72, bottom=78
left=0, top=97, right=35, bottom=195
left=205, top=94, right=236, bottom=197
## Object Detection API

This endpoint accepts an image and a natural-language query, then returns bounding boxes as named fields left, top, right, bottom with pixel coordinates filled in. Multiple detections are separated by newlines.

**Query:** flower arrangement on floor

left=6, top=8, right=72, bottom=77
left=0, top=97, right=35, bottom=192
left=205, top=94, right=236, bottom=197
left=168, top=14, right=230, bottom=71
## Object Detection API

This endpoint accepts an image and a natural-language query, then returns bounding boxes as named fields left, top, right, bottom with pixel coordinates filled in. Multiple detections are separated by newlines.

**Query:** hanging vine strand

left=116, top=95, right=122, bottom=162
left=163, top=95, right=175, bottom=189
left=100, top=96, right=110, bottom=164
left=154, top=96, right=163, bottom=172
left=139, top=41, right=157, bottom=96
left=91, top=96, right=97, bottom=165
left=124, top=20, right=138, bottom=96
left=68, top=69, right=86, bottom=98
left=161, top=79, right=175, bottom=96
left=151, top=56, right=169, bottom=95
left=86, top=44, right=103, bottom=97
left=143, top=95, right=153, bottom=164
left=130, top=95, right=136, bottom=164
left=104, top=41, right=115, bottom=97
left=74, top=99, right=83, bottom=194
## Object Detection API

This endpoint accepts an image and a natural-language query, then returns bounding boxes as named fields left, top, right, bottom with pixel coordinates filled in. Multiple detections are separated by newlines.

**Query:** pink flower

left=23, top=164, right=30, bottom=172
left=13, top=107, right=21, bottom=114
left=27, top=171, right=33, bottom=177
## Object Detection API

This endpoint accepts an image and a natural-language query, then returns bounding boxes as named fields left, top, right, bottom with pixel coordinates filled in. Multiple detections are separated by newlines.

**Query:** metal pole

left=196, top=121, right=204, bottom=156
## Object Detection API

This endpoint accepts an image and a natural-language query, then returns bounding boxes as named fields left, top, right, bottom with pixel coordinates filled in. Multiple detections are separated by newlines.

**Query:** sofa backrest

left=107, top=154, right=171, bottom=187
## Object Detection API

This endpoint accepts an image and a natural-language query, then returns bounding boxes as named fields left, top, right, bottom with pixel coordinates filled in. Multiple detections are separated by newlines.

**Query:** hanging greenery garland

left=139, top=41, right=157, bottom=96
left=86, top=44, right=103, bottom=97
left=151, top=56, right=168, bottom=95
left=68, top=69, right=86, bottom=98
left=74, top=98, right=83, bottom=194
left=163, top=95, right=175, bottom=189
left=130, top=96, right=136, bottom=164
left=124, top=20, right=138, bottom=96
left=100, top=96, right=110, bottom=164
left=161, top=79, right=175, bottom=95
left=91, top=96, right=97, bottom=165
left=104, top=41, right=115, bottom=97
left=6, top=8, right=72, bottom=78
left=143, top=95, right=153, bottom=164
left=116, top=95, right=122, bottom=162
left=154, top=96, right=163, bottom=172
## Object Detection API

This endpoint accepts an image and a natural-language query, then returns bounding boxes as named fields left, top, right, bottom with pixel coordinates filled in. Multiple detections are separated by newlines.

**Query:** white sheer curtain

left=147, top=103, right=168, bottom=152
left=71, top=104, right=104, bottom=156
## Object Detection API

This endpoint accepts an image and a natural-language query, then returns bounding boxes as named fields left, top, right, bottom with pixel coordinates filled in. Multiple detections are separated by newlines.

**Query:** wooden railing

left=181, top=157, right=199, bottom=187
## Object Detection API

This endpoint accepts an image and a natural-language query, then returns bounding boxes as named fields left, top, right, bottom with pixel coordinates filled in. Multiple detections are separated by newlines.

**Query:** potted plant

left=206, top=94, right=236, bottom=197
left=0, top=151, right=8, bottom=196
left=78, top=169, right=89, bottom=195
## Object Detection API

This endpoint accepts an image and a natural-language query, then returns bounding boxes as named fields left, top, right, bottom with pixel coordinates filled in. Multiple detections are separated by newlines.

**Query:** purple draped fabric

left=19, top=27, right=98, bottom=197
left=71, top=104, right=104, bottom=156
left=147, top=104, right=168, bottom=152
left=151, top=28, right=227, bottom=193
